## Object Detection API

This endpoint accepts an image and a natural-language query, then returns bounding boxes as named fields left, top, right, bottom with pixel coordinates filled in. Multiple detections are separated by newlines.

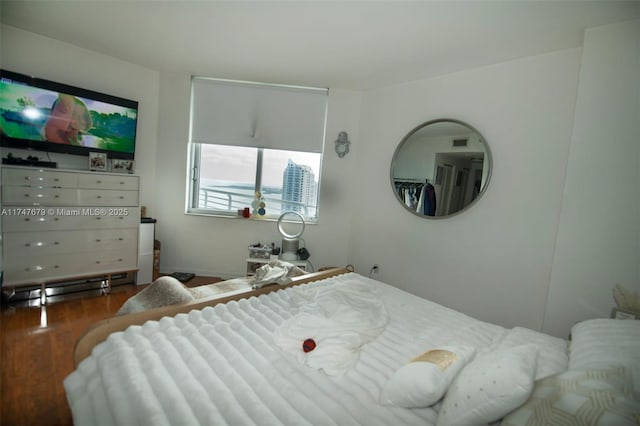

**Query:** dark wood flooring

left=0, top=276, right=222, bottom=426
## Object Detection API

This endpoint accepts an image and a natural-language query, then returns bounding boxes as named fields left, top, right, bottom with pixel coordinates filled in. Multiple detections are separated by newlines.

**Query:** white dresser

left=1, top=166, right=140, bottom=290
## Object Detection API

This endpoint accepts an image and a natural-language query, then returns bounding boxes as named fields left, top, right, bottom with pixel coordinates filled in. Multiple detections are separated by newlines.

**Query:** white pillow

left=436, top=344, right=539, bottom=426
left=380, top=345, right=476, bottom=408
left=569, top=319, right=640, bottom=398
left=502, top=367, right=640, bottom=426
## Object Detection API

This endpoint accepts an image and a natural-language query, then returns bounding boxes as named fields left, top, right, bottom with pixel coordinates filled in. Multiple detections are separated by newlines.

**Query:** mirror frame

left=390, top=118, right=492, bottom=219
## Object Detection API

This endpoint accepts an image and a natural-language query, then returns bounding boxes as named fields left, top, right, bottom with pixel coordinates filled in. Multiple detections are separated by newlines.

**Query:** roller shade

left=190, top=77, right=328, bottom=153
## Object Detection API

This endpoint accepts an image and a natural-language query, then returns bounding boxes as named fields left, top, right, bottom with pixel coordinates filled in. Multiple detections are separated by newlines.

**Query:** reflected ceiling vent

left=452, top=138, right=468, bottom=147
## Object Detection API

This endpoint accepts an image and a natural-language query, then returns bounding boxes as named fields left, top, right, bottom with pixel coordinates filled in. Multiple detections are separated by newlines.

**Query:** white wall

left=153, top=72, right=362, bottom=278
left=349, top=49, right=582, bottom=331
left=543, top=20, right=640, bottom=337
left=0, top=25, right=160, bottom=213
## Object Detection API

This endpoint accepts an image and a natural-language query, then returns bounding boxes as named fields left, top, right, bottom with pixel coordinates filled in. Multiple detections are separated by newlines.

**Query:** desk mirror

left=391, top=119, right=492, bottom=218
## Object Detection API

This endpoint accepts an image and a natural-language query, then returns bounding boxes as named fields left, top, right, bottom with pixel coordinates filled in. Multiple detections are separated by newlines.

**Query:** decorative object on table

left=297, top=247, right=310, bottom=260
left=612, top=284, right=640, bottom=319
left=271, top=243, right=281, bottom=260
left=248, top=243, right=272, bottom=259
left=252, top=191, right=266, bottom=216
left=277, top=211, right=306, bottom=261
left=334, top=131, right=350, bottom=158
left=112, top=158, right=135, bottom=173
left=89, top=151, right=107, bottom=171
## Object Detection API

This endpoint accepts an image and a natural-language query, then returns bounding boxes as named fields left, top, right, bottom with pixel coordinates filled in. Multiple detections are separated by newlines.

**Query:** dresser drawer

left=3, top=209, right=140, bottom=232
left=77, top=189, right=139, bottom=206
left=3, top=248, right=138, bottom=287
left=3, top=252, right=79, bottom=285
left=88, top=249, right=138, bottom=274
left=2, top=186, right=78, bottom=205
left=4, top=229, right=138, bottom=256
left=78, top=174, right=139, bottom=191
left=2, top=168, right=79, bottom=188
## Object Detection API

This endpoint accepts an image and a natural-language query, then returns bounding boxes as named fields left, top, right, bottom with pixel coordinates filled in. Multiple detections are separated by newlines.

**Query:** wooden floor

left=0, top=276, right=221, bottom=426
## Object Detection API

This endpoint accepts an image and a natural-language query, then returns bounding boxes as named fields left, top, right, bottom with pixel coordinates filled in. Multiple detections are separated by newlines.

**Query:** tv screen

left=0, top=69, right=138, bottom=160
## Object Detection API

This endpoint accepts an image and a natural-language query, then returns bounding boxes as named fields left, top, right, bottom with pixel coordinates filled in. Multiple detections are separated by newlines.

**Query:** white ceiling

left=1, top=1, right=639, bottom=90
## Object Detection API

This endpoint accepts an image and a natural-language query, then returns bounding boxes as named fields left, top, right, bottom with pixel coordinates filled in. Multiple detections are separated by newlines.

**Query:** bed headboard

left=73, top=268, right=350, bottom=366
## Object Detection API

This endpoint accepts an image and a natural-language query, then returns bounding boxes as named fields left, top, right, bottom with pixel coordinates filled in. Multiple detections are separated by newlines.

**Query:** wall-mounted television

left=0, top=69, right=138, bottom=160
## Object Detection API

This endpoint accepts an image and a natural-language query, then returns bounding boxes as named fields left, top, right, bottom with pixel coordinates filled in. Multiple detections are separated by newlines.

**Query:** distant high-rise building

left=282, top=159, right=316, bottom=214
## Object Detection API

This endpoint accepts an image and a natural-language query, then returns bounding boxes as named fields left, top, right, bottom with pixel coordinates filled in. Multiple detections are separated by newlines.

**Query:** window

left=187, top=78, right=327, bottom=221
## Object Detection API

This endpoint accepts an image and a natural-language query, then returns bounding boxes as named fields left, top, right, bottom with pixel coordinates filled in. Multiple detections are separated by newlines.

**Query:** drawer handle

left=96, top=239, right=101, bottom=242
left=118, top=258, right=123, bottom=262
left=54, top=217, right=59, bottom=221
left=24, top=193, right=30, bottom=197
left=120, top=182, right=125, bottom=185
left=54, top=241, right=59, bottom=245
left=118, top=237, right=124, bottom=241
left=54, top=194, right=59, bottom=198
left=54, top=178, right=59, bottom=182
left=96, top=261, right=101, bottom=264
left=24, top=218, right=30, bottom=222
left=24, top=176, right=31, bottom=180
left=96, top=217, right=101, bottom=220
left=119, top=196, right=124, bottom=199
left=97, top=180, right=102, bottom=184
left=24, top=267, right=30, bottom=272
left=53, top=265, right=59, bottom=269
left=25, top=243, right=30, bottom=247
left=119, top=217, right=124, bottom=220
left=97, top=195, right=102, bottom=199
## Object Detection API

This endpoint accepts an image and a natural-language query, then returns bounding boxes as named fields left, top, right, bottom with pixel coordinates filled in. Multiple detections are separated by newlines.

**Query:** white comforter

left=273, top=281, right=388, bottom=375
left=64, top=273, right=567, bottom=426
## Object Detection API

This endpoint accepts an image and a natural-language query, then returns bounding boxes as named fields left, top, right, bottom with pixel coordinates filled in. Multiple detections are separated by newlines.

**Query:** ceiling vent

left=452, top=138, right=468, bottom=147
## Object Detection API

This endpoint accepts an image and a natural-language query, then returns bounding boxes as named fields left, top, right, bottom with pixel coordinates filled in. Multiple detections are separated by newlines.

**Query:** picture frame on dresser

left=112, top=159, right=134, bottom=174
left=89, top=151, right=107, bottom=171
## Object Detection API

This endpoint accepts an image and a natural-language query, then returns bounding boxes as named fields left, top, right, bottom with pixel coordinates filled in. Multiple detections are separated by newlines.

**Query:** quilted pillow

left=569, top=319, right=640, bottom=398
left=380, top=345, right=476, bottom=407
left=436, top=344, right=539, bottom=426
left=501, top=367, right=640, bottom=426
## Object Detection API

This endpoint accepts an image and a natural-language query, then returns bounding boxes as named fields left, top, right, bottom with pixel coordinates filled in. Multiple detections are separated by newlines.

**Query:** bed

left=65, top=269, right=640, bottom=425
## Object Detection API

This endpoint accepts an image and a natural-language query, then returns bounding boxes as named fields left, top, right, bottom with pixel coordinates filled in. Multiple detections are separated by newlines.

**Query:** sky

left=200, top=144, right=321, bottom=187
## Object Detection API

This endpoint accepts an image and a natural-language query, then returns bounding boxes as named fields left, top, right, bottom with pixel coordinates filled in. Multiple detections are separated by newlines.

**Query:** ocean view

left=199, top=179, right=317, bottom=217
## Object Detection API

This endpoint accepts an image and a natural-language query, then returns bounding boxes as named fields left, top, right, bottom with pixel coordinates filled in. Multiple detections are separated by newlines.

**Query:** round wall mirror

left=390, top=119, right=492, bottom=219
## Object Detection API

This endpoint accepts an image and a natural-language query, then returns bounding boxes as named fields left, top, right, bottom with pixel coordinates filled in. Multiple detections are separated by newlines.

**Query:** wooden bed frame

left=73, top=267, right=350, bottom=366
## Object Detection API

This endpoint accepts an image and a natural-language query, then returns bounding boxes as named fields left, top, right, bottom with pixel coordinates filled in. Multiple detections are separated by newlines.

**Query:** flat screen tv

left=0, top=69, right=138, bottom=160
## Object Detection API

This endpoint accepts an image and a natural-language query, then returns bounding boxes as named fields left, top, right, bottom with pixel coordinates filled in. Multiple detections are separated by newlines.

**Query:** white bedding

left=273, top=280, right=388, bottom=376
left=569, top=318, right=640, bottom=398
left=65, top=273, right=567, bottom=426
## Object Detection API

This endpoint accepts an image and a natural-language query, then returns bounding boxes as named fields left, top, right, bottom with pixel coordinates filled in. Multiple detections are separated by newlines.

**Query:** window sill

left=184, top=209, right=318, bottom=225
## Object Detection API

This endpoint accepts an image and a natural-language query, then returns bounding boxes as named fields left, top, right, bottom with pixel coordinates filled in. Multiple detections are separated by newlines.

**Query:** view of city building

left=282, top=159, right=317, bottom=214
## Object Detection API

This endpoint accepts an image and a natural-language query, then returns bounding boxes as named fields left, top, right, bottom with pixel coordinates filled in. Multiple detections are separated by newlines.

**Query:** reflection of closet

left=433, top=154, right=484, bottom=216
left=394, top=179, right=436, bottom=216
